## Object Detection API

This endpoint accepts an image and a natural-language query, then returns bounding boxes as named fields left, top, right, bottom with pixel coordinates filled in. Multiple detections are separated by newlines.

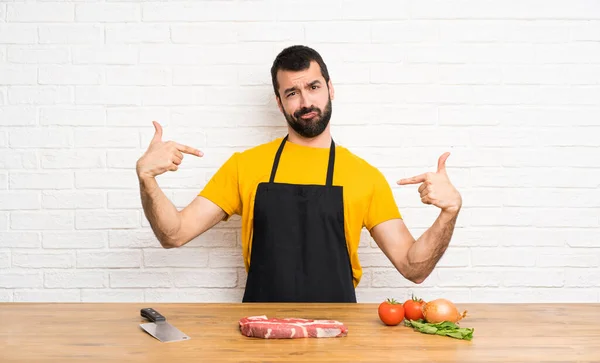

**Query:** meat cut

left=239, top=315, right=348, bottom=339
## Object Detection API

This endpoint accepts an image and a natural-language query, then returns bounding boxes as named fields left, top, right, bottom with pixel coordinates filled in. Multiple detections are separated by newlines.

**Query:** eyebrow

left=283, top=80, right=322, bottom=95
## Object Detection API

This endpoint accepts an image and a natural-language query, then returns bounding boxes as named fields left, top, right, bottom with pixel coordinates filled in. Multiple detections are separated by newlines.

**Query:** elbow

left=161, top=241, right=180, bottom=249
left=396, top=251, right=434, bottom=284
left=160, top=240, right=180, bottom=249
left=410, top=276, right=427, bottom=285
left=160, top=233, right=194, bottom=249
left=158, top=218, right=184, bottom=249
left=402, top=270, right=426, bottom=284
left=398, top=265, right=429, bottom=285
left=159, top=235, right=182, bottom=249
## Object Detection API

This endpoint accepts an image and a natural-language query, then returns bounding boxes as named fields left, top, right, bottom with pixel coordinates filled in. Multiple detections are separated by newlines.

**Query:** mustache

left=294, top=106, right=321, bottom=119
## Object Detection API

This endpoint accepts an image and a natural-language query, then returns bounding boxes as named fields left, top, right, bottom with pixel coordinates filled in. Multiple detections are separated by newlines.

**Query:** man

left=136, top=45, right=462, bottom=303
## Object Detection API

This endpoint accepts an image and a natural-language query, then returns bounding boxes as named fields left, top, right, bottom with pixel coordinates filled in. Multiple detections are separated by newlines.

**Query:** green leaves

left=404, top=319, right=474, bottom=341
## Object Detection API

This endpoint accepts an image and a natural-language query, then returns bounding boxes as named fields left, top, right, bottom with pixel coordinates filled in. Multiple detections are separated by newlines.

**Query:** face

left=275, top=61, right=334, bottom=138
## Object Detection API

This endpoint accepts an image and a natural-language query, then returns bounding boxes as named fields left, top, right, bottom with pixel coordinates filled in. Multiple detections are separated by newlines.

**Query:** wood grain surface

left=1, top=302, right=599, bottom=362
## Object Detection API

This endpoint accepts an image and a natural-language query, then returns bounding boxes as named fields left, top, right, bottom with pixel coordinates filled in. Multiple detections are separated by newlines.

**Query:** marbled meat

left=239, top=315, right=348, bottom=339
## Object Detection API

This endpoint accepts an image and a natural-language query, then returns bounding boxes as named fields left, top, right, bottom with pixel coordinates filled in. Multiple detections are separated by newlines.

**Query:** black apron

left=242, top=135, right=357, bottom=303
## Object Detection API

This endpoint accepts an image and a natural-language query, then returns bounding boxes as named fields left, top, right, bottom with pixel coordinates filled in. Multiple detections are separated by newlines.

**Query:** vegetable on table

left=378, top=298, right=404, bottom=326
left=404, top=319, right=474, bottom=341
left=422, top=298, right=467, bottom=324
left=403, top=295, right=426, bottom=321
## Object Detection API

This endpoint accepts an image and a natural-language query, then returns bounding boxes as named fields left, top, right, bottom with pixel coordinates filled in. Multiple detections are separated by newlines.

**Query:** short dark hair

left=270, top=45, right=330, bottom=98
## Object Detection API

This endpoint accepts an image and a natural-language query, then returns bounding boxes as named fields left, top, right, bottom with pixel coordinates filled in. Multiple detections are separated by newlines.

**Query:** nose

left=300, top=93, right=310, bottom=108
left=298, top=92, right=310, bottom=109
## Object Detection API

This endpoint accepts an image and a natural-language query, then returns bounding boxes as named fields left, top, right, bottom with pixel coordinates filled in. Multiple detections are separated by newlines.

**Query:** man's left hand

left=397, top=152, right=462, bottom=214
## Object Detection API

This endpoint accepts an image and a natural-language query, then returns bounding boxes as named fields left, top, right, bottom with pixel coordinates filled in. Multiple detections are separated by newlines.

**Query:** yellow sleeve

left=198, top=152, right=242, bottom=219
left=363, top=168, right=402, bottom=230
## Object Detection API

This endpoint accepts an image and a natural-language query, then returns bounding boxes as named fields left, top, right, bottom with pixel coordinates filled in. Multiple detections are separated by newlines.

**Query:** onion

left=422, top=298, right=467, bottom=324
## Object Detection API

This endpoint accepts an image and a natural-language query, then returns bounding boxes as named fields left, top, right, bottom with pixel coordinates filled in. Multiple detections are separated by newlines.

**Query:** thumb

left=437, top=152, right=450, bottom=174
left=151, top=121, right=163, bottom=144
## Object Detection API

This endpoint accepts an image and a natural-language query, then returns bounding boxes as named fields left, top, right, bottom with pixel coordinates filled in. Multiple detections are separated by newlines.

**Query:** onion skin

left=422, top=298, right=468, bottom=324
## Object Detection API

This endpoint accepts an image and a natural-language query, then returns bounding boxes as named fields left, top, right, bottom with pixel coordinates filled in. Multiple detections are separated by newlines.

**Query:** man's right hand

left=136, top=121, right=203, bottom=181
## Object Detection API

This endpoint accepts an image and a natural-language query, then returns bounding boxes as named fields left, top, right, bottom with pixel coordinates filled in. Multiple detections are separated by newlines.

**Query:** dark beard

left=283, top=97, right=332, bottom=138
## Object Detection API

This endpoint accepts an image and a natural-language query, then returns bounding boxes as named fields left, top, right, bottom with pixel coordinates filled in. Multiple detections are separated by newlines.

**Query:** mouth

left=299, top=112, right=317, bottom=120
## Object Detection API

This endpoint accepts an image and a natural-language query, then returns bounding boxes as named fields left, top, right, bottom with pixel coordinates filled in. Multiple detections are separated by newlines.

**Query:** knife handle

left=141, top=308, right=166, bottom=322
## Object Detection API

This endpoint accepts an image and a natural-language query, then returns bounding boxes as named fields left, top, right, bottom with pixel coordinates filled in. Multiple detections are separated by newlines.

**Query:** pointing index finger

left=397, top=173, right=427, bottom=185
left=174, top=142, right=203, bottom=157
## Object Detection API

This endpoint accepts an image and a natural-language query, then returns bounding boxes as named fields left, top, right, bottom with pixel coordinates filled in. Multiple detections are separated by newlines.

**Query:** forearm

left=404, top=208, right=460, bottom=283
left=138, top=176, right=182, bottom=248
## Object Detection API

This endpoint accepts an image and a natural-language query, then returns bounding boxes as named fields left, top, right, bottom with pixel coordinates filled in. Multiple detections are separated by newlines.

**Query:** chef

left=136, top=45, right=462, bottom=303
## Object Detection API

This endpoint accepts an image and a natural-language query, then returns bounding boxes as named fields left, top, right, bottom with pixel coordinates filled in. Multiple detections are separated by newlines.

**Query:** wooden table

left=1, top=303, right=598, bottom=362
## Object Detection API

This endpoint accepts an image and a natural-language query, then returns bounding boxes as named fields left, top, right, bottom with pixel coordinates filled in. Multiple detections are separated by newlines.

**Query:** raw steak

left=239, top=315, right=348, bottom=339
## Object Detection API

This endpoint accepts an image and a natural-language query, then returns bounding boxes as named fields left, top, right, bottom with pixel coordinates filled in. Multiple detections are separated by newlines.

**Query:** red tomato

left=403, top=295, right=426, bottom=321
left=378, top=298, right=404, bottom=326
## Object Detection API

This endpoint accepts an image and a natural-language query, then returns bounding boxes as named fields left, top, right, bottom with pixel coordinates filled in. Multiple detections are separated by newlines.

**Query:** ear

left=328, top=79, right=335, bottom=100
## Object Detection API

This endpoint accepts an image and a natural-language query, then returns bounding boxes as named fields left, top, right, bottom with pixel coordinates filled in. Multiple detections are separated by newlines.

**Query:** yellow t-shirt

left=198, top=137, right=402, bottom=288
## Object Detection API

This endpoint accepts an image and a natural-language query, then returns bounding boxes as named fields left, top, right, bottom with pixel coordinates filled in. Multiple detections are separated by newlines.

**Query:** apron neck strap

left=269, top=135, right=336, bottom=186
left=325, top=137, right=335, bottom=186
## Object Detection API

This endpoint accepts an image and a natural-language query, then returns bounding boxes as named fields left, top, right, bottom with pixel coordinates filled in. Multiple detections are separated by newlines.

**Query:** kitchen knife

left=139, top=308, right=191, bottom=343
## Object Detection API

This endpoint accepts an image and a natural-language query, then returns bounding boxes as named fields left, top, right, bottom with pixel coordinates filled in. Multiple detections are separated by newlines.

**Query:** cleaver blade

left=140, top=308, right=190, bottom=343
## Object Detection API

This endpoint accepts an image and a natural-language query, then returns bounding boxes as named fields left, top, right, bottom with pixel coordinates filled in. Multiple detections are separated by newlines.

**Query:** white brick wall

left=1, top=0, right=599, bottom=304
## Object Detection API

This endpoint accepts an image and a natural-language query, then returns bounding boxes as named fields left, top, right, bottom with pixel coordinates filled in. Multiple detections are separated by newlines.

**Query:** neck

left=286, top=126, right=332, bottom=148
